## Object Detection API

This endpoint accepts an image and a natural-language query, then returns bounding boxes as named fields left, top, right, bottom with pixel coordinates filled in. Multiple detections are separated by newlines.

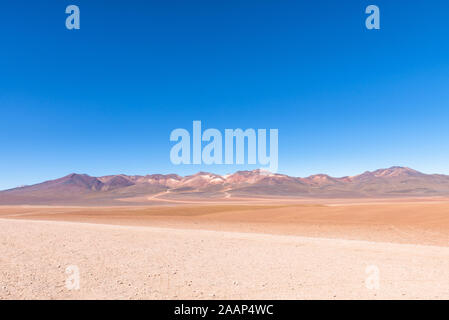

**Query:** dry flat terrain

left=1, top=200, right=449, bottom=299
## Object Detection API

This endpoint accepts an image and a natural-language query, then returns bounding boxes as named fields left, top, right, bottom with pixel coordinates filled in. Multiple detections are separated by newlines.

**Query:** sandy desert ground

left=2, top=199, right=449, bottom=299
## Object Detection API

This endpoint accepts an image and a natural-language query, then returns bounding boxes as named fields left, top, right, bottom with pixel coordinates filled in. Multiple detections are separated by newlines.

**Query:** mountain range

left=1, top=166, right=449, bottom=205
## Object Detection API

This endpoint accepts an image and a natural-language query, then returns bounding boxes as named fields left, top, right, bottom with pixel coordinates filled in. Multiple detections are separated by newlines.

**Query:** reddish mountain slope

left=1, top=167, right=449, bottom=205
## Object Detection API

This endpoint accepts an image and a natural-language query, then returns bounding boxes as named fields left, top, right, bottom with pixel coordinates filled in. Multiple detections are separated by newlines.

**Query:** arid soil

left=1, top=199, right=449, bottom=299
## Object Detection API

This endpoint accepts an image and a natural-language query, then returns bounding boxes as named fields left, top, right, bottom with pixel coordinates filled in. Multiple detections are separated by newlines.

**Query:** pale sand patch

left=1, top=218, right=449, bottom=300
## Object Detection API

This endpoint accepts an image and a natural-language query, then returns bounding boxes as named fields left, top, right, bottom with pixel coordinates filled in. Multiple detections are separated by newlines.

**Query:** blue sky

left=1, top=0, right=449, bottom=190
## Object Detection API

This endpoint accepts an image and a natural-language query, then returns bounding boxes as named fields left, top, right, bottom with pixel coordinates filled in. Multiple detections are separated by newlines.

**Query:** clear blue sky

left=1, top=0, right=449, bottom=190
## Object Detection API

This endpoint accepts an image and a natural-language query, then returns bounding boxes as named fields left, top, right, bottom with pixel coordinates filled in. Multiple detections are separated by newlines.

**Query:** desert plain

left=2, top=198, right=449, bottom=299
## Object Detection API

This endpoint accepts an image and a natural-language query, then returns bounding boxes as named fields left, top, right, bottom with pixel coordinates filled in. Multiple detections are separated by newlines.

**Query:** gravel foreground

left=1, top=218, right=449, bottom=299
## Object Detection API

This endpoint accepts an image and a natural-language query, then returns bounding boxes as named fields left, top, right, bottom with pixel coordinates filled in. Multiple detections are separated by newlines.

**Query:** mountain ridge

left=2, top=167, right=449, bottom=205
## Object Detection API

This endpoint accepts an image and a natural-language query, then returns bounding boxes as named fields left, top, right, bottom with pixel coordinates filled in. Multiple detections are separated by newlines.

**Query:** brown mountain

left=1, top=167, right=449, bottom=205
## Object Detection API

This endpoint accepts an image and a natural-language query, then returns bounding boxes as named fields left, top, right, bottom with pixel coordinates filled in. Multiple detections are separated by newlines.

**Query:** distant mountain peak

left=374, top=166, right=417, bottom=176
left=352, top=166, right=423, bottom=180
